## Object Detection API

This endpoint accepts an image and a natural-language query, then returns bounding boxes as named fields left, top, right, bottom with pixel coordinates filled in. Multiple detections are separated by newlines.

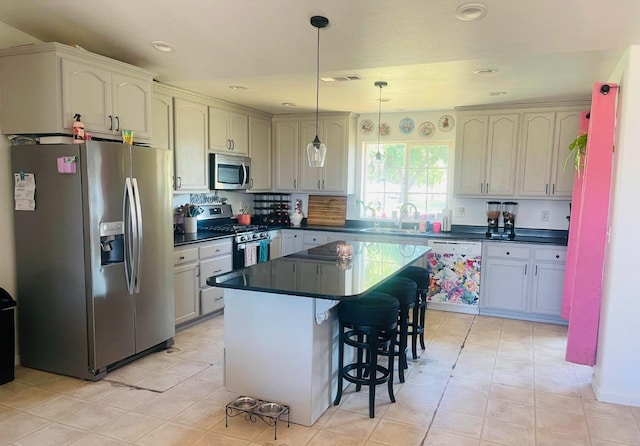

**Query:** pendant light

left=307, top=15, right=329, bottom=168
left=374, top=81, right=388, bottom=172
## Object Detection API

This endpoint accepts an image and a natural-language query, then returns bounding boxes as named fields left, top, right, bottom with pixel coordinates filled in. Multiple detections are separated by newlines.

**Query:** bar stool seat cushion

left=339, top=292, right=399, bottom=327
left=397, top=266, right=429, bottom=290
left=374, top=277, right=418, bottom=306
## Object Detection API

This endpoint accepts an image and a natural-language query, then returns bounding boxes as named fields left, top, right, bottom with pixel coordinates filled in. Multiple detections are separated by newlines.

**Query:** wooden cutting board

left=307, top=195, right=347, bottom=226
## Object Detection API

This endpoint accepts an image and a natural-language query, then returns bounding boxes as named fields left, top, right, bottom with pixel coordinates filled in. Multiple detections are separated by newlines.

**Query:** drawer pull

left=179, top=256, right=185, bottom=260
left=506, top=251, right=510, bottom=255
left=213, top=269, right=222, bottom=273
left=215, top=296, right=224, bottom=301
left=556, top=254, right=560, bottom=259
left=216, top=249, right=221, bottom=252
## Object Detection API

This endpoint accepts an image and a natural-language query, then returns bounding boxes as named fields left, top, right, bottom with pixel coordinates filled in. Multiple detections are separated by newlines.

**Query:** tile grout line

left=419, top=314, right=478, bottom=446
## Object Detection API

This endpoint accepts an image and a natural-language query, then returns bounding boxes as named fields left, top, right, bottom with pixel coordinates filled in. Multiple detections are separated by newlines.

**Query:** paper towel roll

left=442, top=208, right=453, bottom=232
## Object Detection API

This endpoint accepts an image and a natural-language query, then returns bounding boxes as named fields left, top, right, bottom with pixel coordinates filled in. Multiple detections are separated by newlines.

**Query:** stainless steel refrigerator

left=11, top=141, right=174, bottom=380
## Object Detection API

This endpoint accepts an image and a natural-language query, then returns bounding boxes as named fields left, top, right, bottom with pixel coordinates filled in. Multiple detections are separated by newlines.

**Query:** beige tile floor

left=1, top=310, right=640, bottom=445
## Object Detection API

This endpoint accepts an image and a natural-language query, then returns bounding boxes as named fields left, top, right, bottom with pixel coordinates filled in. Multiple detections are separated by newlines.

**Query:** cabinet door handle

left=108, top=115, right=113, bottom=131
left=318, top=180, right=321, bottom=190
left=294, top=179, right=297, bottom=189
left=115, top=116, right=120, bottom=132
left=196, top=266, right=200, bottom=277
left=322, top=180, right=325, bottom=190
left=480, top=183, right=483, bottom=193
left=249, top=178, right=254, bottom=189
left=535, top=265, right=538, bottom=276
left=231, top=140, right=235, bottom=150
left=552, top=184, right=556, bottom=195
left=545, top=184, right=549, bottom=194
left=177, top=176, right=182, bottom=189
left=486, top=183, right=489, bottom=194
left=524, top=264, right=527, bottom=275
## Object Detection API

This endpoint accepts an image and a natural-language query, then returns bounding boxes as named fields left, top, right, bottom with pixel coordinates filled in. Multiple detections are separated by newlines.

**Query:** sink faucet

left=398, top=202, right=417, bottom=229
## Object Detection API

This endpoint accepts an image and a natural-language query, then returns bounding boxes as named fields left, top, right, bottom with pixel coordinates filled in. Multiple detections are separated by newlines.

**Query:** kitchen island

left=207, top=240, right=430, bottom=426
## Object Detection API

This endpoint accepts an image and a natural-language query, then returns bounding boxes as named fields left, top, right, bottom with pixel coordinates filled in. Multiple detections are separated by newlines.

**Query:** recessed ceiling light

left=473, top=68, right=498, bottom=75
left=489, top=91, right=508, bottom=96
left=229, top=85, right=247, bottom=90
left=151, top=41, right=175, bottom=52
left=281, top=102, right=297, bottom=107
left=455, top=3, right=488, bottom=21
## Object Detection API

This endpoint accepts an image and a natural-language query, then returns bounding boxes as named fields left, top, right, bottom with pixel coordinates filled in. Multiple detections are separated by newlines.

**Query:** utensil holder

left=184, top=217, right=197, bottom=233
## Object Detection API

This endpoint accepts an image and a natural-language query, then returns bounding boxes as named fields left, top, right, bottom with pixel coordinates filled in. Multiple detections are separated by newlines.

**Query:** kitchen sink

left=361, top=227, right=421, bottom=234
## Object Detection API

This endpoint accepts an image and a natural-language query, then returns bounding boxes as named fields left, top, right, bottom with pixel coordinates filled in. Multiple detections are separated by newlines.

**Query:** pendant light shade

left=307, top=15, right=329, bottom=168
left=374, top=81, right=388, bottom=172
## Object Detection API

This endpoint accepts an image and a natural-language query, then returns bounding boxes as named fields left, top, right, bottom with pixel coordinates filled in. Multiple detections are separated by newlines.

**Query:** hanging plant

left=564, top=132, right=588, bottom=175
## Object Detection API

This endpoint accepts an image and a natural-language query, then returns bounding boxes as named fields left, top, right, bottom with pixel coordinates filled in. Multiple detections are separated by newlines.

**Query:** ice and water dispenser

left=100, top=221, right=124, bottom=265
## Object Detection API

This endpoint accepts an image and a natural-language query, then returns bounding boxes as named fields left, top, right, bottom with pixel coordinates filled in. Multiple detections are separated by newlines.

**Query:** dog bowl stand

left=225, top=396, right=290, bottom=440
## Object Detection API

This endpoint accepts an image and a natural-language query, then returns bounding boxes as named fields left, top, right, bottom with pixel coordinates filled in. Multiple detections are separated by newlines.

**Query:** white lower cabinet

left=281, top=230, right=303, bottom=256
left=173, top=238, right=232, bottom=326
left=173, top=247, right=199, bottom=325
left=480, top=242, right=567, bottom=323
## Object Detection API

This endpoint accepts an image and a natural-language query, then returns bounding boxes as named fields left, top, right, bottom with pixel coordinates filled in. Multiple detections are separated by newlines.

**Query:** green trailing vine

left=565, top=132, right=588, bottom=175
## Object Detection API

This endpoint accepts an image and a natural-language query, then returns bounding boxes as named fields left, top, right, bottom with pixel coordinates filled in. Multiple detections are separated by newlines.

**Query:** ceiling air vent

left=320, top=75, right=364, bottom=82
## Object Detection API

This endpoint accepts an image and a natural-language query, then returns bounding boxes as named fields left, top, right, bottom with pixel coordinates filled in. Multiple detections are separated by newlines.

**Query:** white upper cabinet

left=248, top=115, right=272, bottom=191
left=454, top=104, right=588, bottom=199
left=0, top=43, right=154, bottom=141
left=273, top=113, right=357, bottom=194
left=454, top=113, right=518, bottom=197
left=273, top=119, right=300, bottom=191
left=151, top=85, right=174, bottom=151
left=174, top=97, right=209, bottom=192
left=209, top=105, right=248, bottom=155
left=518, top=109, right=581, bottom=198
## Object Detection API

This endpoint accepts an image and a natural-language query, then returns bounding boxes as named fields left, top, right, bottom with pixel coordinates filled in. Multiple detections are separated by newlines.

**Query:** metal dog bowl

left=231, top=396, right=258, bottom=410
left=256, top=402, right=285, bottom=417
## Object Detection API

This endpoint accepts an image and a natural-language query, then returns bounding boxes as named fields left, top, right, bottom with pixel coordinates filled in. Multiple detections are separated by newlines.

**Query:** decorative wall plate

left=399, top=117, right=415, bottom=134
left=419, top=121, right=435, bottom=138
left=438, top=114, right=455, bottom=132
left=360, top=119, right=374, bottom=135
left=379, top=123, right=391, bottom=136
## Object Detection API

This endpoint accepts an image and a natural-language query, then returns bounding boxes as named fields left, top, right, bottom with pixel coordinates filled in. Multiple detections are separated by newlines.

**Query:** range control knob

left=239, top=236, right=247, bottom=242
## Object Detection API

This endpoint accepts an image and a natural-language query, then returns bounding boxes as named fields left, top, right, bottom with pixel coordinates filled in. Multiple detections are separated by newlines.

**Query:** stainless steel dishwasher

left=427, top=240, right=482, bottom=314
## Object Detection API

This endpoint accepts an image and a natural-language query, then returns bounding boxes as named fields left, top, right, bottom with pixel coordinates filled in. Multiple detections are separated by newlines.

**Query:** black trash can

left=0, top=287, right=17, bottom=385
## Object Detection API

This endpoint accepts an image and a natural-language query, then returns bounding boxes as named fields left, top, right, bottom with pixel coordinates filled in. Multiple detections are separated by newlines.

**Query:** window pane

left=362, top=140, right=450, bottom=220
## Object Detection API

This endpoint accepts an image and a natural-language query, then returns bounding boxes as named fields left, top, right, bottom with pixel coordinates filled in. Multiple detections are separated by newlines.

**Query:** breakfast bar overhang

left=208, top=240, right=431, bottom=426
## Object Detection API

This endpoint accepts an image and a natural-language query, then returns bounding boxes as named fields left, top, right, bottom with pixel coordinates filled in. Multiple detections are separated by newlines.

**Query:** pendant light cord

left=315, top=24, right=320, bottom=138
left=377, top=84, right=382, bottom=151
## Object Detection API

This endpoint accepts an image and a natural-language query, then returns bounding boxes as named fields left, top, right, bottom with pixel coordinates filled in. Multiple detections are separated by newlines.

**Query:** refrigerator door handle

left=131, top=177, right=143, bottom=293
left=123, top=177, right=137, bottom=295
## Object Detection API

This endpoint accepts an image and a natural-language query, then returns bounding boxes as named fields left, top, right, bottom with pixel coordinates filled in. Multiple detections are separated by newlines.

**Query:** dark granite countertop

left=208, top=240, right=431, bottom=300
left=174, top=232, right=233, bottom=247
left=269, top=222, right=568, bottom=246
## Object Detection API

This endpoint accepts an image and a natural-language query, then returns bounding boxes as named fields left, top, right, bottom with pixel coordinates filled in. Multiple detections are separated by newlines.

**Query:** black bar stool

left=333, top=292, right=399, bottom=418
left=397, top=266, right=429, bottom=359
left=373, top=277, right=417, bottom=383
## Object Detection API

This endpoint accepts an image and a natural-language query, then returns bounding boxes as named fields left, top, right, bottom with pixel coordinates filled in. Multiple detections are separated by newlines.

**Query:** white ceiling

left=1, top=0, right=639, bottom=115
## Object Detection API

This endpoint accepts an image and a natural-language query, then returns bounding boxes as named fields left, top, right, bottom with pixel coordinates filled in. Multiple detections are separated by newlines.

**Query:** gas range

left=195, top=205, right=270, bottom=242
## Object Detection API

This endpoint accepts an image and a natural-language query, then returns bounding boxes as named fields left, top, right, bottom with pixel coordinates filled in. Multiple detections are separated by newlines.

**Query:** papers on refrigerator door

left=14, top=172, right=36, bottom=211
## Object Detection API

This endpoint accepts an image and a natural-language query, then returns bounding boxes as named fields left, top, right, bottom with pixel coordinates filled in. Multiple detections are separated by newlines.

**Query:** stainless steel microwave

left=209, top=153, right=251, bottom=190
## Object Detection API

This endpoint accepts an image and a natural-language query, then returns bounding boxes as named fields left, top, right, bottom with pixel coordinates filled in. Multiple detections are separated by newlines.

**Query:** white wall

left=592, top=46, right=640, bottom=406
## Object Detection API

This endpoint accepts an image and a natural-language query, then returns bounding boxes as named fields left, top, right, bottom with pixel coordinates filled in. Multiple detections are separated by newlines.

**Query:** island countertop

left=207, top=240, right=431, bottom=300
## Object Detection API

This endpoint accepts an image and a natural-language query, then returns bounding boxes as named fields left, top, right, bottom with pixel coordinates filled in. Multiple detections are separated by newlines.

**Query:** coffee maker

left=486, top=201, right=501, bottom=237
left=502, top=201, right=518, bottom=240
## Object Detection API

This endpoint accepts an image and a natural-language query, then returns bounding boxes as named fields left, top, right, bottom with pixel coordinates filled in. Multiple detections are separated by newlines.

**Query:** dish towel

left=259, top=239, right=269, bottom=263
left=244, top=243, right=257, bottom=267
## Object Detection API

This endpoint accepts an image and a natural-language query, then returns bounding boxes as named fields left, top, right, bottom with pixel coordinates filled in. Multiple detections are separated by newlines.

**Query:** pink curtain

left=562, top=83, right=618, bottom=366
